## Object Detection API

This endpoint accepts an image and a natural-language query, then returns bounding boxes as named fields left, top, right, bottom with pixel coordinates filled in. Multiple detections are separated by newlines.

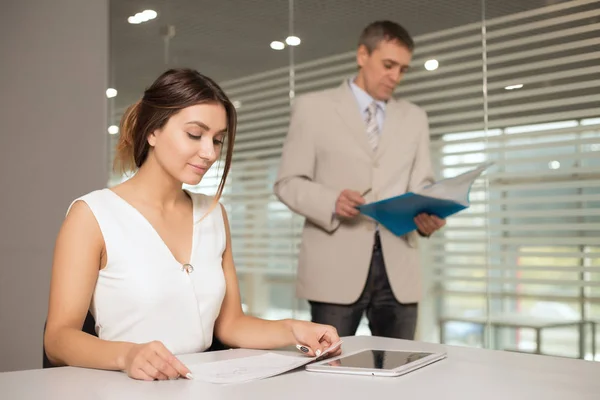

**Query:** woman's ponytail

left=113, top=100, right=142, bottom=174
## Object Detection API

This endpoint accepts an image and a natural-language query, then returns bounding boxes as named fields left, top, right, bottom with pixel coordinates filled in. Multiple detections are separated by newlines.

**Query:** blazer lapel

left=333, top=82, right=374, bottom=158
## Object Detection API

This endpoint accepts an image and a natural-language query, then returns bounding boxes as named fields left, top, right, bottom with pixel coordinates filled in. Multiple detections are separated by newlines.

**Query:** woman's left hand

left=289, top=320, right=341, bottom=358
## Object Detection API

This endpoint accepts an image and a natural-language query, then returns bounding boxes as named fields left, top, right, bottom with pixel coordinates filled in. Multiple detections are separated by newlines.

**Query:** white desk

left=1, top=336, right=599, bottom=400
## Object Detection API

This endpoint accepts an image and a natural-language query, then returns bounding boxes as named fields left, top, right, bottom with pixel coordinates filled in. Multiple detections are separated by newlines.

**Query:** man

left=274, top=21, right=445, bottom=339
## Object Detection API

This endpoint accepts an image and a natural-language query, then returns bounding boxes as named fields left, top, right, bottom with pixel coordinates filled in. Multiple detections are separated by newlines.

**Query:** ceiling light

left=108, top=125, right=119, bottom=135
left=232, top=100, right=242, bottom=109
left=505, top=84, right=524, bottom=90
left=424, top=59, right=439, bottom=71
left=548, top=160, right=560, bottom=170
left=128, top=9, right=157, bottom=24
left=106, top=88, right=117, bottom=98
left=141, top=10, right=157, bottom=19
left=285, top=36, right=301, bottom=46
left=270, top=41, right=285, bottom=50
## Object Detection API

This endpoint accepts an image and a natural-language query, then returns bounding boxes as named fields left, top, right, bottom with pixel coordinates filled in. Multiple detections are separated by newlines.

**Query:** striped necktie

left=366, top=101, right=379, bottom=151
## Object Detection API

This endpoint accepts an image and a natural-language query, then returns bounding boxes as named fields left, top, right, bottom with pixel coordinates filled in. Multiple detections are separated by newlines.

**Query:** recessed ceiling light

left=505, top=84, right=524, bottom=90
left=142, top=10, right=157, bottom=19
left=548, top=160, right=560, bottom=170
left=128, top=9, right=157, bottom=24
left=424, top=59, right=439, bottom=71
left=285, top=36, right=301, bottom=46
left=106, top=88, right=117, bottom=98
left=108, top=125, right=119, bottom=135
left=233, top=100, right=242, bottom=109
left=270, top=41, right=285, bottom=50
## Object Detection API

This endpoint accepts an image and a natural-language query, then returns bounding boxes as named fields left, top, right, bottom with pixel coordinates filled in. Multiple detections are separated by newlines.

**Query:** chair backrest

left=42, top=311, right=229, bottom=368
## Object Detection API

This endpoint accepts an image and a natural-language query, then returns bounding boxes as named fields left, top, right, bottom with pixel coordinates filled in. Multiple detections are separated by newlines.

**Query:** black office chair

left=42, top=311, right=229, bottom=368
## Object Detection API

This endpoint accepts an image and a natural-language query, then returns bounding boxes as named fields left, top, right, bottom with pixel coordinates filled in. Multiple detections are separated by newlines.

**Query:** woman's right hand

left=122, top=341, right=192, bottom=381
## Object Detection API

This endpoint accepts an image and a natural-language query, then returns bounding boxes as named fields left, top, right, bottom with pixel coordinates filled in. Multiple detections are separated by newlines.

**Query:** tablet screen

left=325, top=350, right=432, bottom=370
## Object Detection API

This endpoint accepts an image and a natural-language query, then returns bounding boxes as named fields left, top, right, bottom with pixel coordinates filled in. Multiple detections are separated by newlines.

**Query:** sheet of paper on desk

left=188, top=353, right=314, bottom=384
left=189, top=340, right=343, bottom=384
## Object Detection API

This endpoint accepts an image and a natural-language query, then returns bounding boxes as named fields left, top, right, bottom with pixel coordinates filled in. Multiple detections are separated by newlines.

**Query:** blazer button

left=373, top=161, right=380, bottom=168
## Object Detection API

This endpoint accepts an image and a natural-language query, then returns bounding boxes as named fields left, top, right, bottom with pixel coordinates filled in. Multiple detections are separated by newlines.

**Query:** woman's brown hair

left=114, top=68, right=236, bottom=203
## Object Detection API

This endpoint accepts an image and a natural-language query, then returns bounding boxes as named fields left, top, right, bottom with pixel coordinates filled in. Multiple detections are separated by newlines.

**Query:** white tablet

left=306, top=349, right=446, bottom=377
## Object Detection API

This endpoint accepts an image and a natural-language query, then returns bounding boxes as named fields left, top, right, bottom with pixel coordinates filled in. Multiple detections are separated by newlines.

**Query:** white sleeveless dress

left=67, top=189, right=226, bottom=355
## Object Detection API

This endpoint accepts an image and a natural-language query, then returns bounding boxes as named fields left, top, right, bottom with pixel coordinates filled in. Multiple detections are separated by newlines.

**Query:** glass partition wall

left=108, top=0, right=600, bottom=360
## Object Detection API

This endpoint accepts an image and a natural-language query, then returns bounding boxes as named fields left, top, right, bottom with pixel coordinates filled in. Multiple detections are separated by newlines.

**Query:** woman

left=44, top=68, right=341, bottom=381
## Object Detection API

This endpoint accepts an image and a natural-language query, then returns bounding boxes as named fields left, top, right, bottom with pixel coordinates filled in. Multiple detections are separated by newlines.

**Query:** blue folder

left=358, top=192, right=467, bottom=237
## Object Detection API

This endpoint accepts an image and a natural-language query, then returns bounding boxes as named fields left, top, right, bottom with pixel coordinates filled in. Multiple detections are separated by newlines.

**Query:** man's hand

left=335, top=189, right=366, bottom=218
left=414, top=213, right=446, bottom=237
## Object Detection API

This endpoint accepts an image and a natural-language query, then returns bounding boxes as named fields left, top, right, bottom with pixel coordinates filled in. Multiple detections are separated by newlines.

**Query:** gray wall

left=0, top=0, right=109, bottom=372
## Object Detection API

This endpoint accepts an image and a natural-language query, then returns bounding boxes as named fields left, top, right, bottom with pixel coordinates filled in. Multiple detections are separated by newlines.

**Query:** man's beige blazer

left=274, top=81, right=434, bottom=305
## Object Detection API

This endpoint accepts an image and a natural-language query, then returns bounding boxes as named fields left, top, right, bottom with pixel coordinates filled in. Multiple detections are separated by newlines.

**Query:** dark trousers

left=310, top=232, right=418, bottom=339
